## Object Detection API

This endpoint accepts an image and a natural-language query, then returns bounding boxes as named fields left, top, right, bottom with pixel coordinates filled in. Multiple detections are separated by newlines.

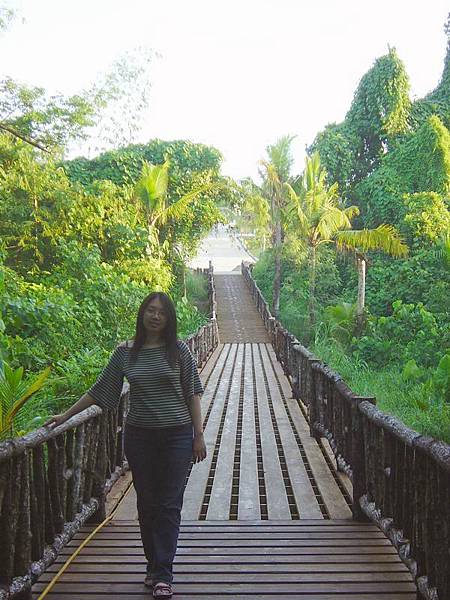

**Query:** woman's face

left=143, top=297, right=169, bottom=336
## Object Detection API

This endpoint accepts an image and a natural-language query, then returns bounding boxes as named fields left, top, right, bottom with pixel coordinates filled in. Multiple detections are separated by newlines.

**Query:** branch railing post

left=351, top=396, right=375, bottom=522
left=240, top=259, right=450, bottom=599
left=0, top=265, right=220, bottom=600
left=308, top=360, right=322, bottom=439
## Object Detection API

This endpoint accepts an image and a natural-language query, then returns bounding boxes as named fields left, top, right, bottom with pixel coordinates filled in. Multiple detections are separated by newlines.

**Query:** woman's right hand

left=44, top=414, right=68, bottom=428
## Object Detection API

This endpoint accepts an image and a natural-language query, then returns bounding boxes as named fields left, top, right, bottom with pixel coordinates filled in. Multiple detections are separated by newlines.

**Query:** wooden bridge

left=1, top=265, right=449, bottom=599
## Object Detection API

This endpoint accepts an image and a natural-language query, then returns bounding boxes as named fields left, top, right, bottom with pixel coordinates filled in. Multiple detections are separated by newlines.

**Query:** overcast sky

left=1, top=1, right=449, bottom=179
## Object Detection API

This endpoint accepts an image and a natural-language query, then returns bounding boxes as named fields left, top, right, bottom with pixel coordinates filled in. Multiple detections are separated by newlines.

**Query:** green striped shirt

left=88, top=340, right=203, bottom=429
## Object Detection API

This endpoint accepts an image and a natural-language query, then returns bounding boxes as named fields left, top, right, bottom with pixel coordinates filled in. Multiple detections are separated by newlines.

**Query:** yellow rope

left=37, top=478, right=133, bottom=599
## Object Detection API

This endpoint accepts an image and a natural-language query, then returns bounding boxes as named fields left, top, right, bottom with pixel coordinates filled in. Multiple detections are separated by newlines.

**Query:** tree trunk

left=308, top=245, right=317, bottom=328
left=356, top=257, right=366, bottom=330
left=182, top=265, right=187, bottom=299
left=272, top=219, right=282, bottom=318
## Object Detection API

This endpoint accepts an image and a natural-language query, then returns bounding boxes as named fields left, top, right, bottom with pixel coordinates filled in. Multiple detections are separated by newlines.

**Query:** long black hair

left=130, top=292, right=180, bottom=367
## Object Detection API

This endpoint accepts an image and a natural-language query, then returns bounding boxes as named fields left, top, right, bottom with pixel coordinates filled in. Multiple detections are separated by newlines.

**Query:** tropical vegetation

left=238, top=16, right=450, bottom=442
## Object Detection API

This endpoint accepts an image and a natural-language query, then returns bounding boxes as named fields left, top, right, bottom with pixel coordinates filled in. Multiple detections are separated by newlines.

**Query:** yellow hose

left=37, top=478, right=133, bottom=599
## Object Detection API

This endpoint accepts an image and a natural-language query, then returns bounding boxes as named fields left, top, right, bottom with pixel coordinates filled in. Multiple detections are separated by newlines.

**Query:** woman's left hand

left=193, top=433, right=207, bottom=463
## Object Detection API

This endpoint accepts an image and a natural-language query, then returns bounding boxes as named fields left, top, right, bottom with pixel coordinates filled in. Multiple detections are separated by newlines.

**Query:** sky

left=1, top=0, right=449, bottom=180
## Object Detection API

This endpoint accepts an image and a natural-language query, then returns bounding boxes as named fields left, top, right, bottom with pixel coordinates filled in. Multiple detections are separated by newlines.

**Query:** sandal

left=153, top=582, right=173, bottom=598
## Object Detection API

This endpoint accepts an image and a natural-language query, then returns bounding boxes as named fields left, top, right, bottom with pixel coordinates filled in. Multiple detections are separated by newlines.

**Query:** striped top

left=88, top=340, right=203, bottom=429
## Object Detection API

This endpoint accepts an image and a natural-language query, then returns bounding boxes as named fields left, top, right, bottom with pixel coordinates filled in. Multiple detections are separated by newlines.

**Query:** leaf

left=402, top=359, right=424, bottom=382
left=1, top=366, right=51, bottom=434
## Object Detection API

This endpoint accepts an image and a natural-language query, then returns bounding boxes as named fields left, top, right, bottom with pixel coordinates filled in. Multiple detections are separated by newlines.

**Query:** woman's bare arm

left=45, top=392, right=97, bottom=428
left=189, top=394, right=203, bottom=437
left=189, top=394, right=206, bottom=463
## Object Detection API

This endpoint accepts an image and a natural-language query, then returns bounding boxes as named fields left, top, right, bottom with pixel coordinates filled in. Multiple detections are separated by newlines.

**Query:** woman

left=46, top=292, right=207, bottom=599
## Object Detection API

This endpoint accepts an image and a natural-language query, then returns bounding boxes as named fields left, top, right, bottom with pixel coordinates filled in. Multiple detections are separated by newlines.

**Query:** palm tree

left=259, top=135, right=295, bottom=317
left=334, top=224, right=408, bottom=328
left=434, top=232, right=450, bottom=269
left=285, top=152, right=408, bottom=328
left=238, top=179, right=270, bottom=252
left=133, top=160, right=214, bottom=256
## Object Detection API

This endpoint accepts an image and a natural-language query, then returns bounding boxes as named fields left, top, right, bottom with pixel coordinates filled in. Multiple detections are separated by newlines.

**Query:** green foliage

left=402, top=192, right=450, bottom=245
left=433, top=354, right=450, bottom=404
left=63, top=139, right=222, bottom=188
left=313, top=338, right=450, bottom=443
left=345, top=48, right=411, bottom=163
left=0, top=128, right=220, bottom=438
left=307, top=123, right=356, bottom=194
left=186, top=270, right=208, bottom=305
left=62, top=139, right=224, bottom=262
left=402, top=359, right=426, bottom=383
left=278, top=26, right=450, bottom=443
left=362, top=246, right=450, bottom=316
left=355, top=116, right=450, bottom=228
left=311, top=49, right=412, bottom=187
left=354, top=300, right=447, bottom=368
left=0, top=77, right=96, bottom=151
left=252, top=247, right=342, bottom=344
left=411, top=17, right=450, bottom=129
left=322, top=302, right=357, bottom=348
left=0, top=361, right=51, bottom=440
left=175, top=296, right=207, bottom=339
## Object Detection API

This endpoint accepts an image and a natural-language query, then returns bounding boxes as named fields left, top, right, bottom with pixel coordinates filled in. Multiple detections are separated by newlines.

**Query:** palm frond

left=334, top=224, right=408, bottom=257
left=163, top=182, right=216, bottom=225
left=316, top=206, right=353, bottom=240
left=8, top=366, right=51, bottom=423
left=134, top=160, right=169, bottom=216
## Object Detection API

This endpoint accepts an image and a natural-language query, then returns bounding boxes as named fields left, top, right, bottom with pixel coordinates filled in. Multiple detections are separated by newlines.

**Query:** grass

left=312, top=339, right=450, bottom=444
left=186, top=269, right=208, bottom=305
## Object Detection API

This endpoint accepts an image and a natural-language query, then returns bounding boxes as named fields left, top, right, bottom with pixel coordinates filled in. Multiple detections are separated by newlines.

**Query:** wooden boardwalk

left=32, top=274, right=416, bottom=599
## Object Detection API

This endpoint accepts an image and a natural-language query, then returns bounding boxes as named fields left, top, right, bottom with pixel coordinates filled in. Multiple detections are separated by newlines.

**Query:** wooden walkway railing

left=0, top=265, right=219, bottom=600
left=32, top=340, right=417, bottom=599
left=242, top=260, right=450, bottom=600
left=29, top=271, right=416, bottom=599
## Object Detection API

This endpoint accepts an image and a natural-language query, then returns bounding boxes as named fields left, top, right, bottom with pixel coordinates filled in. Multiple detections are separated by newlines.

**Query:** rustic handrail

left=0, top=391, right=129, bottom=600
left=242, top=260, right=450, bottom=600
left=0, top=264, right=219, bottom=600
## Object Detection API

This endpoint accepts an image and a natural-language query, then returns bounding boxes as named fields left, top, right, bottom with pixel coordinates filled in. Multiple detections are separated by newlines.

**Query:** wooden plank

left=34, top=594, right=417, bottom=600
left=199, top=342, right=224, bottom=380
left=181, top=344, right=238, bottom=519
left=38, top=571, right=414, bottom=583
left=266, top=344, right=352, bottom=519
left=46, top=562, right=410, bottom=573
left=66, top=538, right=393, bottom=547
left=106, top=518, right=364, bottom=526
left=33, top=582, right=417, bottom=593
left=259, top=344, right=324, bottom=519
left=215, top=275, right=270, bottom=343
left=72, top=531, right=387, bottom=541
left=109, top=484, right=137, bottom=520
left=59, top=545, right=398, bottom=555
left=54, top=552, right=401, bottom=563
left=238, top=343, right=261, bottom=519
left=79, top=520, right=384, bottom=537
left=198, top=342, right=228, bottom=420
left=207, top=344, right=243, bottom=518
left=265, top=345, right=352, bottom=518
left=252, top=343, right=291, bottom=518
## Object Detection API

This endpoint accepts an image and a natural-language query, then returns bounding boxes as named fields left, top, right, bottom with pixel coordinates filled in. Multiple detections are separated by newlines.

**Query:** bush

left=353, top=300, right=447, bottom=368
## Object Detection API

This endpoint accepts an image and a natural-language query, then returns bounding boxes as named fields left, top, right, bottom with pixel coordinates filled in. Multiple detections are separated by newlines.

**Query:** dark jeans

left=124, top=422, right=193, bottom=584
